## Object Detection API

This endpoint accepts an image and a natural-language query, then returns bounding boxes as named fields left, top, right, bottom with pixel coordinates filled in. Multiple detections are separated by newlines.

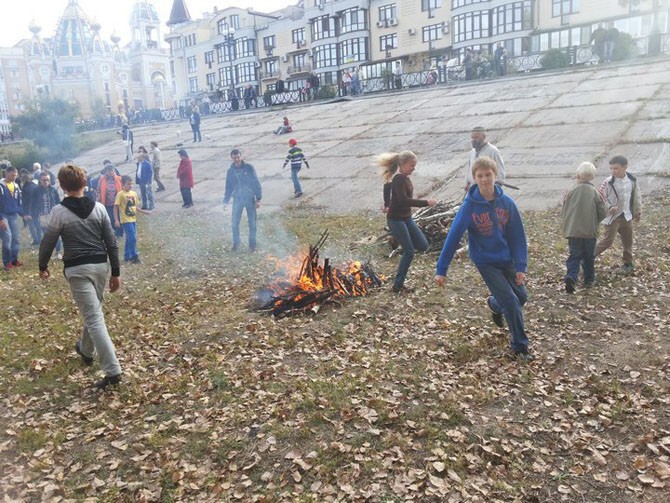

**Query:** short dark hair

left=121, top=175, right=132, bottom=185
left=150, top=141, right=158, bottom=147
left=230, top=148, right=241, bottom=157
left=103, top=159, right=112, bottom=166
left=5, top=166, right=17, bottom=173
left=177, top=149, right=188, bottom=157
left=609, top=155, right=628, bottom=167
left=58, top=164, right=87, bottom=192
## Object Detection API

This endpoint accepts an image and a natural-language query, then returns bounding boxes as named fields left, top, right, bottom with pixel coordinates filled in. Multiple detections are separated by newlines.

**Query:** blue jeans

left=139, top=183, right=154, bottom=210
left=180, top=188, right=193, bottom=206
left=291, top=167, right=302, bottom=194
left=106, top=206, right=123, bottom=238
left=64, top=263, right=121, bottom=377
left=566, top=238, right=596, bottom=285
left=387, top=217, right=428, bottom=289
left=28, top=216, right=41, bottom=244
left=477, top=263, right=529, bottom=353
left=231, top=196, right=257, bottom=250
left=1, top=214, right=20, bottom=266
left=121, top=222, right=138, bottom=261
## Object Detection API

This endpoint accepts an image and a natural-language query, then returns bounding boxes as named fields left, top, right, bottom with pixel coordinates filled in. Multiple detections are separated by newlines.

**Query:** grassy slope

left=0, top=190, right=669, bottom=502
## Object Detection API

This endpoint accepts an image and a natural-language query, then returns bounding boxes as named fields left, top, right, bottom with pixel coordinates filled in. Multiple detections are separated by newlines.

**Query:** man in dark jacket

left=1, top=166, right=30, bottom=270
left=223, top=149, right=262, bottom=252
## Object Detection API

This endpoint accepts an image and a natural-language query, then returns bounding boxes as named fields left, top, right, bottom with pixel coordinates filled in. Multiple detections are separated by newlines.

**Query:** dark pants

left=180, top=187, right=193, bottom=207
left=231, top=196, right=257, bottom=250
left=565, top=237, right=597, bottom=285
left=191, top=125, right=201, bottom=142
left=105, top=206, right=123, bottom=238
left=387, top=217, right=428, bottom=289
left=477, top=263, right=529, bottom=353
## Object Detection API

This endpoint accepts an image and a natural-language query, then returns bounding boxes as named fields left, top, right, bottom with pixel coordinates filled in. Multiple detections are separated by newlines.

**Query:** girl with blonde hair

left=378, top=150, right=437, bottom=293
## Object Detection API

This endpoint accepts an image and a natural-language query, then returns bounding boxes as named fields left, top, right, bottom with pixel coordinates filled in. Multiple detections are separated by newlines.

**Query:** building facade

left=0, top=0, right=172, bottom=132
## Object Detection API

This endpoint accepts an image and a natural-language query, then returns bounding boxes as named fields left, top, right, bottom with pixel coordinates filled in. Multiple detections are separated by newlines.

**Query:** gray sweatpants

left=64, top=263, right=122, bottom=377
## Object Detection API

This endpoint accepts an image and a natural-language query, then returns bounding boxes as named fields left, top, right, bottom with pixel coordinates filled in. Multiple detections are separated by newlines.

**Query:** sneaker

left=11, top=260, right=23, bottom=267
left=56, top=252, right=63, bottom=261
left=230, top=245, right=239, bottom=253
left=487, top=296, right=504, bottom=328
left=564, top=277, right=576, bottom=294
left=75, top=341, right=94, bottom=366
left=622, top=263, right=634, bottom=275
left=94, top=374, right=122, bottom=390
left=294, top=192, right=303, bottom=198
left=392, top=285, right=414, bottom=294
left=514, top=350, right=535, bottom=362
left=3, top=263, right=13, bottom=271
left=131, top=257, right=142, bottom=264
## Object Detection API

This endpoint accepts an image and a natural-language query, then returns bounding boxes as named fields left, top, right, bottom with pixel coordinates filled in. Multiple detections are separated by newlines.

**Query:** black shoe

left=294, top=192, right=303, bottom=198
left=94, top=374, right=122, bottom=390
left=565, top=277, right=576, bottom=294
left=75, top=341, right=94, bottom=366
left=487, top=296, right=504, bottom=328
left=230, top=245, right=239, bottom=253
left=392, top=285, right=414, bottom=294
left=513, top=351, right=535, bottom=362
left=132, top=257, right=141, bottom=264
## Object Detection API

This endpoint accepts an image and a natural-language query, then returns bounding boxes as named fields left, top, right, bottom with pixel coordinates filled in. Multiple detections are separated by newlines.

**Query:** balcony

left=287, top=64, right=312, bottom=76
left=261, top=69, right=281, bottom=80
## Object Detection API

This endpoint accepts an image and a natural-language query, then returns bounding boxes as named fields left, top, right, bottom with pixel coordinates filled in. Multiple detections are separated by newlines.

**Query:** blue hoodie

left=0, top=179, right=24, bottom=219
left=436, top=184, right=527, bottom=276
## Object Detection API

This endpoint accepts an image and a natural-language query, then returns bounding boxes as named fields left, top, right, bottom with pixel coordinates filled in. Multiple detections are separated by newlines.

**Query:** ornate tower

left=128, top=1, right=173, bottom=110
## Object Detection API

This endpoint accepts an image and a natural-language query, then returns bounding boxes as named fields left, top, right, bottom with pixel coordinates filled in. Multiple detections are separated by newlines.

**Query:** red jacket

left=177, top=157, right=194, bottom=188
left=98, top=175, right=122, bottom=206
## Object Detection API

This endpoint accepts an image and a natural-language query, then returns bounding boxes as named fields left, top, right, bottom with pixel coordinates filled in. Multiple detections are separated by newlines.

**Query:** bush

left=613, top=32, right=637, bottom=61
left=540, top=49, right=569, bottom=70
left=316, top=85, right=338, bottom=100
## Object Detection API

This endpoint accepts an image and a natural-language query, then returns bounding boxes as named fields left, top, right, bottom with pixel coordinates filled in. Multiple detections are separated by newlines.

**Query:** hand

left=255, top=201, right=261, bottom=209
left=39, top=269, right=50, bottom=279
left=114, top=221, right=120, bottom=228
left=427, top=199, right=438, bottom=207
left=434, top=275, right=446, bottom=288
left=109, top=276, right=121, bottom=293
left=0, top=220, right=6, bottom=231
left=608, top=206, right=617, bottom=215
left=24, top=215, right=32, bottom=221
left=634, top=213, right=641, bottom=223
left=515, top=272, right=526, bottom=286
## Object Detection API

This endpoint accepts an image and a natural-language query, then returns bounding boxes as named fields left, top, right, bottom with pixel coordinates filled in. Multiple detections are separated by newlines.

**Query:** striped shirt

left=284, top=146, right=309, bottom=169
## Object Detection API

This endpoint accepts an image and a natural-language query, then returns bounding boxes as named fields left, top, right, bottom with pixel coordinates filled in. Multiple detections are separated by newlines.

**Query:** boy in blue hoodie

left=435, top=157, right=532, bottom=361
left=0, top=166, right=30, bottom=271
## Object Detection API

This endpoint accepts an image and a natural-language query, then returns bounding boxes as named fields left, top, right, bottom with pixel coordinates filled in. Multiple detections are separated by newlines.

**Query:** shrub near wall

left=540, top=49, right=570, bottom=70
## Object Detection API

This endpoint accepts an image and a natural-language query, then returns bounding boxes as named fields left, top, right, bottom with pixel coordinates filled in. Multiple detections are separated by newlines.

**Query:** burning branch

left=252, top=231, right=384, bottom=318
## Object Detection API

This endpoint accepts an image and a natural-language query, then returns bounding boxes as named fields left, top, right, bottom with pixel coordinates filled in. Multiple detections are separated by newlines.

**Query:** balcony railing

left=260, top=69, right=281, bottom=80
left=287, top=64, right=312, bottom=76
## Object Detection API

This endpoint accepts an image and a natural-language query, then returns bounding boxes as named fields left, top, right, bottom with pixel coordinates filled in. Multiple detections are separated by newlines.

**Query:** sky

left=0, top=0, right=290, bottom=48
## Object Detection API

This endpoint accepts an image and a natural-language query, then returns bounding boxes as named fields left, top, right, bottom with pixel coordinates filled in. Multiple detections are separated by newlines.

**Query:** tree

left=11, top=97, right=79, bottom=161
left=539, top=49, right=569, bottom=70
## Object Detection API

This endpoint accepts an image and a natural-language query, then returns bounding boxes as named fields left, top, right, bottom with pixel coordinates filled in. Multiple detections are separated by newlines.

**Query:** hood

left=465, top=182, right=504, bottom=205
left=61, top=196, right=96, bottom=219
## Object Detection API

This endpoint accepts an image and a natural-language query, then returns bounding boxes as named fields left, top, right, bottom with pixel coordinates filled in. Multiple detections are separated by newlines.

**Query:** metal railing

left=287, top=64, right=312, bottom=75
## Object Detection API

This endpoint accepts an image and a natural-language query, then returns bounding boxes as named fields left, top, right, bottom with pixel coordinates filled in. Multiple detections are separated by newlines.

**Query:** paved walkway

left=75, top=57, right=670, bottom=214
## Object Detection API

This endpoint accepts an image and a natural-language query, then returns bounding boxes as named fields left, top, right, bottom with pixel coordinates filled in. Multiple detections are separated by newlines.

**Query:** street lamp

left=222, top=26, right=239, bottom=110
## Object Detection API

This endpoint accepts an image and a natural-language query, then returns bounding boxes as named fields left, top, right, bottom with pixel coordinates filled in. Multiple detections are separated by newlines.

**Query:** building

left=0, top=0, right=173, bottom=130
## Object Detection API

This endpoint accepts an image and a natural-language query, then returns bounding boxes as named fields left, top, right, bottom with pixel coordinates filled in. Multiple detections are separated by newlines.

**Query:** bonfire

left=252, top=231, right=384, bottom=317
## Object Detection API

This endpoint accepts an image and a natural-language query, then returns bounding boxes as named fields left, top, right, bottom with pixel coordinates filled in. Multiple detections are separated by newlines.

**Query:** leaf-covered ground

left=1, top=190, right=669, bottom=502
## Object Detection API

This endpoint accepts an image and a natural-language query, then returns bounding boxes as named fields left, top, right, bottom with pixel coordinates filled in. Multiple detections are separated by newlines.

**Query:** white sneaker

left=56, top=252, right=63, bottom=260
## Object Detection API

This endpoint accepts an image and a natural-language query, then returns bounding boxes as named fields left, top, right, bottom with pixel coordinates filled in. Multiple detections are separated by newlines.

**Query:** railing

left=287, top=64, right=312, bottom=76
left=260, top=69, right=281, bottom=80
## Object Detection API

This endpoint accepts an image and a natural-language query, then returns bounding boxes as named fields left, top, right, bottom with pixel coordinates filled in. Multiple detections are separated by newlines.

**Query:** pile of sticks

left=252, top=231, right=384, bottom=318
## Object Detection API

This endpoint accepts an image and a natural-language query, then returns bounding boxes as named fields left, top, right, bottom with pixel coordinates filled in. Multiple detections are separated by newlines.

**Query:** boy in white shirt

left=595, top=155, right=641, bottom=274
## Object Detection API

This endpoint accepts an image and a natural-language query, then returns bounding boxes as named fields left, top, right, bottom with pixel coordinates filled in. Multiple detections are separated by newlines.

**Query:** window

left=236, top=37, right=256, bottom=58
left=340, top=8, right=367, bottom=34
left=230, top=15, right=240, bottom=30
left=216, top=44, right=229, bottom=63
left=264, top=60, right=278, bottom=76
left=218, top=66, right=233, bottom=87
left=206, top=73, right=216, bottom=89
left=311, top=15, right=336, bottom=41
left=340, top=37, right=368, bottom=64
left=453, top=10, right=490, bottom=42
left=552, top=0, right=580, bottom=17
left=380, top=34, right=397, bottom=52
left=313, top=43, right=338, bottom=68
left=263, top=35, right=276, bottom=49
left=237, top=62, right=256, bottom=83
left=423, top=23, right=443, bottom=43
left=184, top=34, right=196, bottom=47
left=452, top=0, right=486, bottom=8
left=187, top=56, right=197, bottom=73
left=188, top=77, right=198, bottom=93
left=379, top=4, right=397, bottom=22
left=293, top=53, right=307, bottom=69
left=205, top=51, right=214, bottom=65
left=422, top=0, right=442, bottom=13
left=217, top=19, right=228, bottom=35
left=492, top=1, right=532, bottom=36
left=292, top=28, right=306, bottom=44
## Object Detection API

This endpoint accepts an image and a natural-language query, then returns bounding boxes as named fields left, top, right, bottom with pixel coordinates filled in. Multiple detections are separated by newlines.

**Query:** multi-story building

left=0, top=0, right=173, bottom=129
